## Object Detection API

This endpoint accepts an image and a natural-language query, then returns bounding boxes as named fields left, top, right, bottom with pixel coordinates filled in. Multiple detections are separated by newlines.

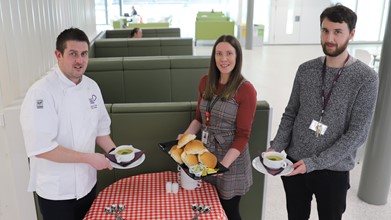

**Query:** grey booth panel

left=123, top=69, right=171, bottom=103
left=86, top=57, right=123, bottom=71
left=111, top=102, right=192, bottom=113
left=86, top=58, right=125, bottom=103
left=169, top=55, right=210, bottom=68
left=122, top=56, right=170, bottom=69
left=85, top=70, right=125, bottom=103
left=127, top=38, right=161, bottom=46
left=170, top=69, right=206, bottom=102
left=93, top=37, right=193, bottom=58
left=110, top=109, right=192, bottom=179
left=94, top=39, right=128, bottom=57
left=160, top=38, right=193, bottom=56
left=122, top=57, right=171, bottom=103
left=105, top=28, right=181, bottom=38
left=240, top=100, right=269, bottom=220
left=94, top=39, right=128, bottom=47
left=127, top=39, right=161, bottom=57
left=170, top=56, right=210, bottom=102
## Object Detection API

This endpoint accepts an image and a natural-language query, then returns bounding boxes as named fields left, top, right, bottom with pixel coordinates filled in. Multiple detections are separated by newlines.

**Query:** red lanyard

left=205, top=95, right=221, bottom=126
left=319, top=55, right=350, bottom=120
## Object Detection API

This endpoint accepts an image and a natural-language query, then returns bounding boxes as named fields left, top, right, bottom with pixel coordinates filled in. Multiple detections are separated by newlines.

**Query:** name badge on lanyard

left=202, top=130, right=209, bottom=145
left=311, top=55, right=349, bottom=137
left=309, top=119, right=328, bottom=137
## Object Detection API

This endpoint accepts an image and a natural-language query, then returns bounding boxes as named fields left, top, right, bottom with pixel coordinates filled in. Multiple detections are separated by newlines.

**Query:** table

left=84, top=171, right=227, bottom=220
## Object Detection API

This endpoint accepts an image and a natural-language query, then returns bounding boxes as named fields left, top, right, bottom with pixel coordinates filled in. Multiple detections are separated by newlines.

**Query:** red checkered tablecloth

left=84, top=171, right=227, bottom=220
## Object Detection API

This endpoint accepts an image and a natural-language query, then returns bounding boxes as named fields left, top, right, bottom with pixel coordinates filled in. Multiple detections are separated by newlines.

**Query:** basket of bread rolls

left=159, top=134, right=228, bottom=179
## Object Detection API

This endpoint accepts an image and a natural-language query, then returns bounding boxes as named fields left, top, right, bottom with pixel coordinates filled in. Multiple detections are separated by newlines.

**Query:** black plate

left=158, top=140, right=229, bottom=180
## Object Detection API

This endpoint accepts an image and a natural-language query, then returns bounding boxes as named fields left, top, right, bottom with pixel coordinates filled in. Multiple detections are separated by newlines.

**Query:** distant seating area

left=126, top=22, right=169, bottom=29
left=113, top=18, right=169, bottom=29
left=195, top=11, right=234, bottom=44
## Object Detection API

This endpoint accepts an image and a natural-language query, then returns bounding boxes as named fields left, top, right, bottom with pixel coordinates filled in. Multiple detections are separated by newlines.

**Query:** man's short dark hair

left=320, top=3, right=357, bottom=32
left=56, top=28, right=90, bottom=54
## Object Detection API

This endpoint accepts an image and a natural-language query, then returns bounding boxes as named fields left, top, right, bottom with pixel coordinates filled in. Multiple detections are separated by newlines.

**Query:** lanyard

left=319, top=55, right=350, bottom=121
left=205, top=95, right=221, bottom=126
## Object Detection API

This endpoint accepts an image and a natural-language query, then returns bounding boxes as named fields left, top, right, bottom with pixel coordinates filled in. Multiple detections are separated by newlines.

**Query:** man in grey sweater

left=269, top=4, right=378, bottom=220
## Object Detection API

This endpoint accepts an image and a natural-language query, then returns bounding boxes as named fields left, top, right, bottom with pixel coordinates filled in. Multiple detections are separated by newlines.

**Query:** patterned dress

left=200, top=81, right=253, bottom=200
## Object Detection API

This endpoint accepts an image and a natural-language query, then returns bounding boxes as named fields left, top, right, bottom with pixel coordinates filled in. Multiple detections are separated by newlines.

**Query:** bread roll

left=198, top=152, right=218, bottom=168
left=181, top=152, right=199, bottom=167
left=177, top=134, right=196, bottom=148
left=184, top=140, right=208, bottom=155
left=169, top=145, right=183, bottom=164
left=169, top=145, right=178, bottom=154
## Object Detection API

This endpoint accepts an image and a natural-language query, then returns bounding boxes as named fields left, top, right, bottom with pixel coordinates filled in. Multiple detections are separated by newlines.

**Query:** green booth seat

left=105, top=28, right=181, bottom=38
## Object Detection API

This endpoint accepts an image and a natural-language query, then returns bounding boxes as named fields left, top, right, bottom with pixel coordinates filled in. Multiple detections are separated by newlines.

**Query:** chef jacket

left=20, top=64, right=111, bottom=200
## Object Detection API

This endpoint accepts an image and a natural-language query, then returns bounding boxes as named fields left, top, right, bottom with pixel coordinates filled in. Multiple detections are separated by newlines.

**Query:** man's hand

left=88, top=153, right=113, bottom=170
left=286, top=159, right=306, bottom=176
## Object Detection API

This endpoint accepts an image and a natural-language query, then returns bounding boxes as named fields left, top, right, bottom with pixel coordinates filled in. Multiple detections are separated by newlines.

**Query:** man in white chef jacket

left=20, top=28, right=117, bottom=220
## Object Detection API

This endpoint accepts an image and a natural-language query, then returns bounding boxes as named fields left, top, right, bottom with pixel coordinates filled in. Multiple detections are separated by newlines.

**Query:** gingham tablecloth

left=84, top=171, right=228, bottom=220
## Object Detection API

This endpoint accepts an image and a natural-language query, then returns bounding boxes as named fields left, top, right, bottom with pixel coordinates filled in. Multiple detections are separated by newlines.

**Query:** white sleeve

left=20, top=88, right=59, bottom=157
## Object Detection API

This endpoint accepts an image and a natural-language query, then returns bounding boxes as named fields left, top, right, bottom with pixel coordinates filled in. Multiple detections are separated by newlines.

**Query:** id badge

left=309, top=119, right=328, bottom=135
left=201, top=130, right=209, bottom=145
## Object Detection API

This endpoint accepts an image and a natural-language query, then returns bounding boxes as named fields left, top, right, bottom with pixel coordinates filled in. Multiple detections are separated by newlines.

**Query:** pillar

left=245, top=0, right=254, bottom=50
left=358, top=2, right=391, bottom=205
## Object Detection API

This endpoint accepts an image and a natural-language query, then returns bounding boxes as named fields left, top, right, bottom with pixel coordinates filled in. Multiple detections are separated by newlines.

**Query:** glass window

left=95, top=0, right=108, bottom=25
left=96, top=0, right=389, bottom=43
left=355, top=0, right=384, bottom=41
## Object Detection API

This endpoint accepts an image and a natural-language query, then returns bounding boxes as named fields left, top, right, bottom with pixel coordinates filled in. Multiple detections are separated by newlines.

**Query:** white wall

left=0, top=0, right=97, bottom=219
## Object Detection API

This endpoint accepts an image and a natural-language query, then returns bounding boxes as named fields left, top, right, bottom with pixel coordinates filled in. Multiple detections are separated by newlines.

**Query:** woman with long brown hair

left=180, top=35, right=257, bottom=219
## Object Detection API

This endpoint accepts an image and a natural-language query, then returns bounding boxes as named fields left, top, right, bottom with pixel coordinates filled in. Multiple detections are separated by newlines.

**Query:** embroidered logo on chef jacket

left=89, top=94, right=98, bottom=109
left=36, top=99, right=43, bottom=109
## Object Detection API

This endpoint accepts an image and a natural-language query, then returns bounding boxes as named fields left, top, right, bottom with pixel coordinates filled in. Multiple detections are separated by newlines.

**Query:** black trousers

left=281, top=169, right=350, bottom=220
left=220, top=196, right=242, bottom=220
left=37, top=185, right=97, bottom=220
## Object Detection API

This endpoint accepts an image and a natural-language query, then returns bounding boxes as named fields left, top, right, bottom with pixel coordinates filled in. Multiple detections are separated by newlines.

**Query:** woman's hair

left=130, top=27, right=140, bottom=38
left=203, top=35, right=244, bottom=101
left=320, top=3, right=357, bottom=32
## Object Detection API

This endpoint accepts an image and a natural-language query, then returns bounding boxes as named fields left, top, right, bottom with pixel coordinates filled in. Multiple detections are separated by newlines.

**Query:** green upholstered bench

left=85, top=56, right=210, bottom=103
left=105, top=28, right=181, bottom=38
left=93, top=37, right=193, bottom=58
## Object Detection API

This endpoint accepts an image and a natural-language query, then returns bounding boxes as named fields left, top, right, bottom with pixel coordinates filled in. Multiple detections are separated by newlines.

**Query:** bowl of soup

left=261, top=151, right=287, bottom=170
left=114, top=145, right=135, bottom=163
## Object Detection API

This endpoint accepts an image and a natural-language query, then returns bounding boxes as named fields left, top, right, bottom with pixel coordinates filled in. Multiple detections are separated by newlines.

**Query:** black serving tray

left=158, top=140, right=229, bottom=180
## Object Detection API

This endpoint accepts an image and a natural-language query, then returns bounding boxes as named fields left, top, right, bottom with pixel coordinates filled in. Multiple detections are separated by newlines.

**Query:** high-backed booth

left=92, top=38, right=193, bottom=57
left=85, top=56, right=211, bottom=103
left=104, top=28, right=181, bottom=38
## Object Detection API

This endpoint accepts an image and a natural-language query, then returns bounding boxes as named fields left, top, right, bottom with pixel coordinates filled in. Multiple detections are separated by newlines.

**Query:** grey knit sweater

left=270, top=56, right=379, bottom=173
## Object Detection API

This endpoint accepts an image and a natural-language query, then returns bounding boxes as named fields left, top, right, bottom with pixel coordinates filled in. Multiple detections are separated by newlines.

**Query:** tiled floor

left=194, top=43, right=391, bottom=220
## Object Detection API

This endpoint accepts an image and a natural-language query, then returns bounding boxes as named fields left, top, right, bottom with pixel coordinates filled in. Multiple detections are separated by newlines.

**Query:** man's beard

left=322, top=38, right=349, bottom=57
